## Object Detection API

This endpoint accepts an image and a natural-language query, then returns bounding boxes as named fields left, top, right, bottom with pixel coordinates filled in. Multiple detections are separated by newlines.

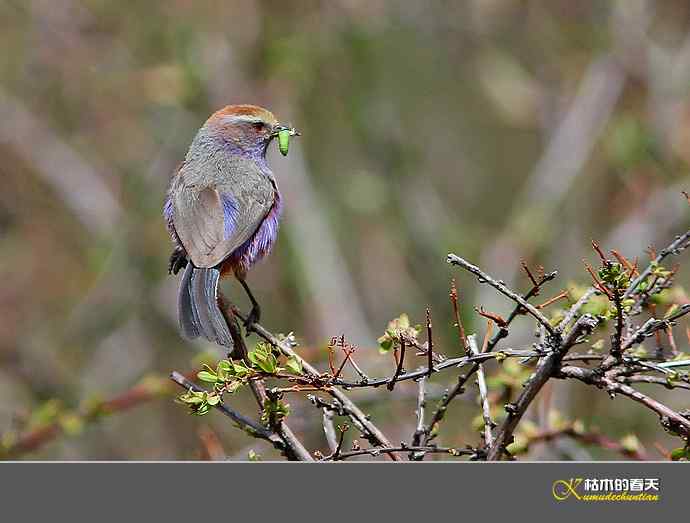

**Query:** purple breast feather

left=228, top=191, right=282, bottom=276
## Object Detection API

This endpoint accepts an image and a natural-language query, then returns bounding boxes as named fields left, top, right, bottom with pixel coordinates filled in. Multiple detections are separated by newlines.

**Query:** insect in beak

left=273, top=124, right=300, bottom=156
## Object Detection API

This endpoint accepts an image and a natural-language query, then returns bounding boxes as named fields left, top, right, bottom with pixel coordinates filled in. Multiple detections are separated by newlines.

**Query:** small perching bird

left=164, top=104, right=298, bottom=353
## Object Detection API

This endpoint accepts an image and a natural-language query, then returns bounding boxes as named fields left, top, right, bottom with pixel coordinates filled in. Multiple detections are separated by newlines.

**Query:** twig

left=387, top=339, right=406, bottom=391
left=483, top=269, right=557, bottom=354
left=169, top=371, right=284, bottom=450
left=611, top=288, right=624, bottom=359
left=326, top=424, right=349, bottom=460
left=522, top=261, right=539, bottom=289
left=426, top=308, right=434, bottom=377
left=468, top=334, right=494, bottom=449
left=623, top=229, right=690, bottom=299
left=557, top=366, right=690, bottom=435
left=557, top=287, right=597, bottom=333
left=536, top=290, right=569, bottom=310
left=449, top=279, right=469, bottom=353
left=619, top=375, right=690, bottom=391
left=447, top=253, right=557, bottom=337
left=221, top=304, right=313, bottom=461
left=517, top=425, right=649, bottom=460
left=236, top=313, right=400, bottom=460
left=322, top=409, right=338, bottom=453
left=621, top=304, right=690, bottom=351
left=323, top=446, right=478, bottom=461
left=409, top=376, right=427, bottom=461
left=333, top=349, right=540, bottom=388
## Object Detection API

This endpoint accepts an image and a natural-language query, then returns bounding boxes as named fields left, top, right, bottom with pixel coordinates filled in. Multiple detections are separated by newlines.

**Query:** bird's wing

left=171, top=170, right=274, bottom=268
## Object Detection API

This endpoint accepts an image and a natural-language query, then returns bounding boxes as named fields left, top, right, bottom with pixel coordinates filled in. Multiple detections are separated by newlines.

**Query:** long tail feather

left=178, top=264, right=234, bottom=350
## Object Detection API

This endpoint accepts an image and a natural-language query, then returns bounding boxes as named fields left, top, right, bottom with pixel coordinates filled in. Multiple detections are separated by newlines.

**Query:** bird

left=163, top=104, right=298, bottom=354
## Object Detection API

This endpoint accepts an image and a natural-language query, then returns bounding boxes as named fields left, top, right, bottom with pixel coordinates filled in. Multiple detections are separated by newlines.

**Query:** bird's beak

left=272, top=124, right=300, bottom=137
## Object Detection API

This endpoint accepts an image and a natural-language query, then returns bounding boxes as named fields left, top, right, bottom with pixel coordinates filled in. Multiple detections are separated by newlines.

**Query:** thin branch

left=623, top=229, right=690, bottom=299
left=622, top=304, right=690, bottom=351
left=483, top=269, right=557, bottom=354
left=387, top=339, right=406, bottom=391
left=322, top=409, right=338, bottom=454
left=170, top=371, right=284, bottom=450
left=468, top=334, right=494, bottom=449
left=233, top=309, right=400, bottom=460
left=557, top=366, right=690, bottom=435
left=450, top=279, right=469, bottom=353
left=334, top=349, right=540, bottom=388
left=611, top=288, right=624, bottom=359
left=517, top=426, right=649, bottom=460
left=426, top=308, right=434, bottom=377
left=325, top=424, right=349, bottom=460
left=620, top=375, right=690, bottom=391
left=557, top=287, right=597, bottom=333
left=324, top=446, right=478, bottom=461
left=536, top=290, right=569, bottom=310
left=409, top=376, right=427, bottom=461
left=447, top=254, right=557, bottom=337
left=221, top=304, right=313, bottom=461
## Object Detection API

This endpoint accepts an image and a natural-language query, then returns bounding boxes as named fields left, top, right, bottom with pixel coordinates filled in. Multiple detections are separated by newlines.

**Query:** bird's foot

left=168, top=248, right=188, bottom=275
left=243, top=306, right=261, bottom=335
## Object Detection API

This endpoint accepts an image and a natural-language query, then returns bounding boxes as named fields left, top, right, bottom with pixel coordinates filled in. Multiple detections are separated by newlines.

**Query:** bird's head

left=205, top=104, right=299, bottom=159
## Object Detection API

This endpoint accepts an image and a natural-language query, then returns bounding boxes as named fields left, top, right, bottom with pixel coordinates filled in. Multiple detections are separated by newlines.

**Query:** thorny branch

left=155, top=217, right=690, bottom=462
left=10, top=222, right=689, bottom=461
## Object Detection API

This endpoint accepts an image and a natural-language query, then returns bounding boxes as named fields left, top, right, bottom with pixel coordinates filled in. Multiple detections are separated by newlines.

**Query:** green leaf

left=217, top=360, right=232, bottom=372
left=256, top=354, right=277, bottom=374
left=247, top=350, right=260, bottom=366
left=178, top=390, right=205, bottom=405
left=377, top=313, right=421, bottom=353
left=232, top=361, right=250, bottom=377
left=378, top=337, right=393, bottom=354
left=285, top=356, right=303, bottom=374
left=197, top=371, right=219, bottom=383
left=216, top=360, right=233, bottom=380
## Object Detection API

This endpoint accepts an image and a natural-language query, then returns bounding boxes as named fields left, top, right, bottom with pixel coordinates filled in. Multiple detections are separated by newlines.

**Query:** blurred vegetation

left=0, top=0, right=688, bottom=460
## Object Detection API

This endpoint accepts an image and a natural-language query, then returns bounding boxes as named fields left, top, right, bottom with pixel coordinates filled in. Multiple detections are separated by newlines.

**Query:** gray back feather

left=170, top=132, right=275, bottom=268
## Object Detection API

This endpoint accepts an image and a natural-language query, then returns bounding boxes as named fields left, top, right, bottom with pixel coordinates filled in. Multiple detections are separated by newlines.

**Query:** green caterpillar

left=278, top=129, right=290, bottom=156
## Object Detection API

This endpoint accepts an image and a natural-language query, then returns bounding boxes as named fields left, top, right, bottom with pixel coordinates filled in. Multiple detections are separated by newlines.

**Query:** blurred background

left=0, top=0, right=688, bottom=460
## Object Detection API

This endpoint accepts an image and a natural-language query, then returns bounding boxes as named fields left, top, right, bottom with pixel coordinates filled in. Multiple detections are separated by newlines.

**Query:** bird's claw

left=168, top=248, right=188, bottom=275
left=243, top=307, right=261, bottom=336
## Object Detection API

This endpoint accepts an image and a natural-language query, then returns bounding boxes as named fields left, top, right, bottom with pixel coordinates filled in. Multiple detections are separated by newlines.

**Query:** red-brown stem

left=536, top=290, right=569, bottom=310
left=475, top=306, right=508, bottom=327
left=521, top=261, right=539, bottom=289
left=426, top=308, right=433, bottom=378
left=450, top=279, right=469, bottom=353
left=591, top=240, right=608, bottom=264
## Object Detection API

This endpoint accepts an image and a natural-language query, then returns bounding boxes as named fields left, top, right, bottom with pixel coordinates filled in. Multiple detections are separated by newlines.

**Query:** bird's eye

left=252, top=122, right=266, bottom=131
